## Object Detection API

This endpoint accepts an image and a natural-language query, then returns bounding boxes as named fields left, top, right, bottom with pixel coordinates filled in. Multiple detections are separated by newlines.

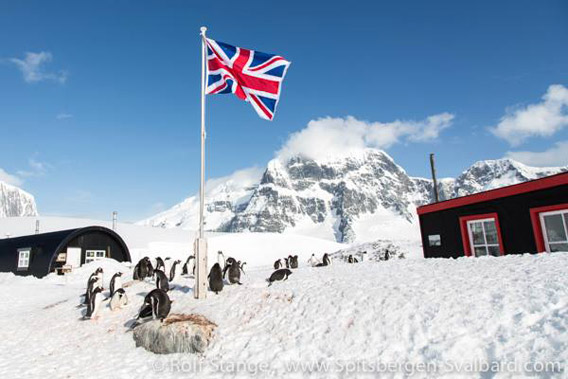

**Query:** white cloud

left=56, top=113, right=73, bottom=120
left=205, top=166, right=264, bottom=194
left=0, top=168, right=23, bottom=186
left=276, top=113, right=454, bottom=161
left=17, top=157, right=51, bottom=178
left=490, top=84, right=568, bottom=146
left=9, top=51, right=67, bottom=84
left=505, top=140, right=568, bottom=167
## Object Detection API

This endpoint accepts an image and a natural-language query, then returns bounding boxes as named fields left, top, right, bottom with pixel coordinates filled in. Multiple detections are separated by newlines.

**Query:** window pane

left=549, top=243, right=568, bottom=253
left=474, top=246, right=487, bottom=257
left=487, top=245, right=501, bottom=256
left=484, top=220, right=499, bottom=244
left=470, top=222, right=485, bottom=245
left=544, top=214, right=567, bottom=242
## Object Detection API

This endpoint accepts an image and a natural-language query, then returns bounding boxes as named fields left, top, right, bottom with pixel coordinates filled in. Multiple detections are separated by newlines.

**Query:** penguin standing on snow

left=133, top=258, right=148, bottom=281
left=290, top=255, right=299, bottom=269
left=315, top=253, right=331, bottom=267
left=267, top=269, right=292, bottom=286
left=85, top=286, right=103, bottom=319
left=208, top=263, right=224, bottom=294
left=223, top=259, right=244, bottom=285
left=83, top=268, right=103, bottom=305
left=137, top=289, right=172, bottom=321
left=347, top=254, right=358, bottom=263
left=307, top=254, right=320, bottom=267
left=109, top=272, right=123, bottom=297
left=169, top=260, right=181, bottom=281
left=182, top=255, right=195, bottom=276
left=145, top=258, right=154, bottom=277
left=274, top=259, right=282, bottom=270
left=109, top=288, right=128, bottom=311
left=155, top=257, right=165, bottom=272
left=154, top=269, right=169, bottom=292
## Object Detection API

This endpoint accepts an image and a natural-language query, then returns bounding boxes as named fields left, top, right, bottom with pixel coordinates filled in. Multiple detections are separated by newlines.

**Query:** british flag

left=205, top=38, right=291, bottom=121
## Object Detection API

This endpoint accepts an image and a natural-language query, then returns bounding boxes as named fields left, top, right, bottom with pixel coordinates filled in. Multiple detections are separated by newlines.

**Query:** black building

left=0, top=226, right=131, bottom=277
left=417, top=172, right=568, bottom=258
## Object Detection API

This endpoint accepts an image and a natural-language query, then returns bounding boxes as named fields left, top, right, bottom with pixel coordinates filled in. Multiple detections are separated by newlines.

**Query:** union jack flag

left=205, top=38, right=291, bottom=121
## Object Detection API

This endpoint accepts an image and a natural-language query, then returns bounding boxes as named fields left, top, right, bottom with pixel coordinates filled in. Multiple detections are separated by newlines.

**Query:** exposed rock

left=133, top=314, right=216, bottom=354
left=0, top=181, right=38, bottom=218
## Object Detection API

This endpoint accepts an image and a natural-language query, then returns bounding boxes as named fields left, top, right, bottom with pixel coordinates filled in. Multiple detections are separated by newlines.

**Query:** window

left=459, top=213, right=504, bottom=257
left=539, top=209, right=568, bottom=253
left=467, top=219, right=501, bottom=257
left=428, top=234, right=441, bottom=247
left=18, top=248, right=31, bottom=270
left=85, top=250, right=106, bottom=264
left=530, top=203, right=568, bottom=253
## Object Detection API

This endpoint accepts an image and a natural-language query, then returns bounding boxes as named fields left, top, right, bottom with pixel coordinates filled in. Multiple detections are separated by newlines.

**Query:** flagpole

left=194, top=26, right=208, bottom=299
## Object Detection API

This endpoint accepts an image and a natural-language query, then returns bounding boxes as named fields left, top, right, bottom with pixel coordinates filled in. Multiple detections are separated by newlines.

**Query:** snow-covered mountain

left=0, top=181, right=38, bottom=218
left=139, top=150, right=566, bottom=243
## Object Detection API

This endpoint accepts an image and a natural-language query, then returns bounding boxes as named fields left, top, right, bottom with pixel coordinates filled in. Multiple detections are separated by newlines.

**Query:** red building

left=417, top=172, right=568, bottom=258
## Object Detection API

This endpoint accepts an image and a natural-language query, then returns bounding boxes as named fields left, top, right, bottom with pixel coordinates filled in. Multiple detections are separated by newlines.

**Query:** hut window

left=539, top=209, right=568, bottom=253
left=467, top=218, right=501, bottom=257
left=18, top=248, right=31, bottom=270
left=85, top=250, right=106, bottom=264
left=428, top=234, right=441, bottom=247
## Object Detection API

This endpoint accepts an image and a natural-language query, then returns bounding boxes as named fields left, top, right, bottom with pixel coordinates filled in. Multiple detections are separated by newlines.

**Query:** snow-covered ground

left=0, top=252, right=566, bottom=378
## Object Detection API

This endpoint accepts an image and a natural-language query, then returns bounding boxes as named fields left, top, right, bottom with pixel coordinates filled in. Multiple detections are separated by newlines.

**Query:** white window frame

left=467, top=218, right=501, bottom=257
left=539, top=209, right=568, bottom=253
left=17, top=248, right=31, bottom=270
left=85, top=249, right=106, bottom=264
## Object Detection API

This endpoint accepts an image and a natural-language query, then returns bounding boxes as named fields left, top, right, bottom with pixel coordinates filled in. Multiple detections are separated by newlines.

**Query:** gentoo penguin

left=155, top=257, right=165, bottom=272
left=322, top=253, right=331, bottom=266
left=208, top=263, right=224, bottom=294
left=169, top=260, right=181, bottom=281
left=109, top=288, right=128, bottom=311
left=154, top=269, right=169, bottom=292
left=290, top=255, right=299, bottom=269
left=83, top=268, right=103, bottom=305
left=274, top=259, right=282, bottom=270
left=133, top=258, right=148, bottom=281
left=137, top=289, right=171, bottom=321
left=347, top=255, right=358, bottom=263
left=109, top=272, right=123, bottom=296
left=224, top=257, right=236, bottom=271
left=217, top=251, right=226, bottom=270
left=145, top=258, right=154, bottom=277
left=267, top=269, right=292, bottom=286
left=85, top=286, right=103, bottom=319
left=182, top=255, right=195, bottom=276
left=307, top=254, right=320, bottom=267
left=384, top=250, right=390, bottom=261
left=222, top=259, right=244, bottom=285
left=285, top=256, right=291, bottom=268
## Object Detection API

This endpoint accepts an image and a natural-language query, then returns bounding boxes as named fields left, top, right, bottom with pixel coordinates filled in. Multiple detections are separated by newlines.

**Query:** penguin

left=222, top=259, right=244, bottom=285
left=154, top=269, right=170, bottom=292
left=155, top=257, right=165, bottom=272
left=83, top=268, right=103, bottom=305
left=274, top=259, right=282, bottom=270
left=137, top=289, right=171, bottom=321
left=182, top=255, right=195, bottom=276
left=267, top=269, right=292, bottom=286
left=322, top=253, right=331, bottom=266
left=225, top=257, right=236, bottom=270
left=384, top=250, right=390, bottom=261
left=169, top=260, right=181, bottom=281
left=285, top=256, right=290, bottom=268
left=145, top=257, right=154, bottom=277
left=217, top=251, right=226, bottom=270
left=109, top=288, right=128, bottom=311
left=85, top=286, right=103, bottom=319
left=290, top=255, right=299, bottom=269
left=348, top=255, right=358, bottom=263
left=109, top=272, right=123, bottom=297
left=133, top=258, right=148, bottom=281
left=208, top=263, right=224, bottom=294
left=307, top=254, right=320, bottom=267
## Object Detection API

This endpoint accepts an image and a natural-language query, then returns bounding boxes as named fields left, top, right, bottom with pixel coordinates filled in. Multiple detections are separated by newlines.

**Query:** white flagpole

left=194, top=26, right=208, bottom=299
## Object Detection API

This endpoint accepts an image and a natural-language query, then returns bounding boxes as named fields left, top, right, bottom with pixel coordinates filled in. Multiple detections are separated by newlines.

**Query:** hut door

left=66, top=247, right=82, bottom=268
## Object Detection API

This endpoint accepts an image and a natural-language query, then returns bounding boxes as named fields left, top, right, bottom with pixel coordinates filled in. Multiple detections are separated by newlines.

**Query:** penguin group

left=207, top=252, right=248, bottom=294
left=81, top=267, right=128, bottom=320
left=273, top=255, right=298, bottom=270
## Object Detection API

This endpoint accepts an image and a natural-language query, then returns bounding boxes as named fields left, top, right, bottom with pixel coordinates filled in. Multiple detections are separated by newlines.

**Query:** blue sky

left=1, top=0, right=567, bottom=222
